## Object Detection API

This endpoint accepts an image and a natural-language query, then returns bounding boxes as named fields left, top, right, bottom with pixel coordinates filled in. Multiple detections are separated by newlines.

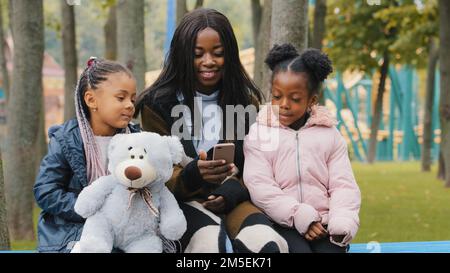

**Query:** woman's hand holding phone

left=197, top=150, right=235, bottom=185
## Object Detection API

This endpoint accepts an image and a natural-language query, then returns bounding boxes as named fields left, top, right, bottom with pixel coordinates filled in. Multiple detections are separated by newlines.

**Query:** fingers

left=203, top=173, right=230, bottom=184
left=305, top=222, right=328, bottom=241
left=203, top=196, right=225, bottom=213
left=198, top=161, right=234, bottom=184
left=203, top=196, right=224, bottom=207
left=198, top=150, right=207, bottom=160
left=206, top=163, right=234, bottom=175
left=310, top=223, right=327, bottom=238
left=198, top=159, right=227, bottom=169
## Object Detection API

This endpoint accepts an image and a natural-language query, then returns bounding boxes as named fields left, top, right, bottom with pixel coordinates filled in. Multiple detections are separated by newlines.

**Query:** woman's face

left=194, top=27, right=225, bottom=94
left=271, top=71, right=317, bottom=127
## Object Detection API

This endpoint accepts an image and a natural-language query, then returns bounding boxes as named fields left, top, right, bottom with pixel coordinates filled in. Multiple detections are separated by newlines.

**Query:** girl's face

left=271, top=71, right=317, bottom=127
left=84, top=72, right=136, bottom=136
left=194, top=27, right=225, bottom=94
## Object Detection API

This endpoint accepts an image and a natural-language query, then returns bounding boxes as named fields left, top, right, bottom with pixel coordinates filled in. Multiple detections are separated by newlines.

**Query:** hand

left=305, top=222, right=328, bottom=241
left=197, top=150, right=235, bottom=184
left=202, top=195, right=226, bottom=214
left=331, top=234, right=346, bottom=243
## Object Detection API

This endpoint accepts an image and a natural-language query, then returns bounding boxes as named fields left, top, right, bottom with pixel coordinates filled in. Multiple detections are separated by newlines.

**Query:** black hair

left=265, top=43, right=333, bottom=98
left=77, top=58, right=134, bottom=119
left=135, top=8, right=263, bottom=117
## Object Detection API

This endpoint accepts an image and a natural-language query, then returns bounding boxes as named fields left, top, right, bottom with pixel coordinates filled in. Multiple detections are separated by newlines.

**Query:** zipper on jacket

left=295, top=132, right=303, bottom=203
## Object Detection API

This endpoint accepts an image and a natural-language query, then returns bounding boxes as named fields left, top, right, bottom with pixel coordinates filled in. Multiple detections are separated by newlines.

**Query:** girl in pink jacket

left=243, top=44, right=361, bottom=253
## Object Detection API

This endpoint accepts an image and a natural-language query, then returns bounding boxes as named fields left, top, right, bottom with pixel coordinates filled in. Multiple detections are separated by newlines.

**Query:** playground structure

left=324, top=67, right=441, bottom=162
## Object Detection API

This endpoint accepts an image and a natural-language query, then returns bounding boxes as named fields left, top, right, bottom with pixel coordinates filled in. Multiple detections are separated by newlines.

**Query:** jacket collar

left=256, top=104, right=338, bottom=130
left=49, top=119, right=141, bottom=187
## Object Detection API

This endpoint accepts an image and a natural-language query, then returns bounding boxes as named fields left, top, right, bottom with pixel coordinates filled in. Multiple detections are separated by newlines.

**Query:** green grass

left=353, top=161, right=450, bottom=243
left=10, top=161, right=450, bottom=250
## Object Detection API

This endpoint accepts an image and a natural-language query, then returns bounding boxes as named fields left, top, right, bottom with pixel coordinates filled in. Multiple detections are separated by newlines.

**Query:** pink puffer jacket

left=243, top=104, right=361, bottom=246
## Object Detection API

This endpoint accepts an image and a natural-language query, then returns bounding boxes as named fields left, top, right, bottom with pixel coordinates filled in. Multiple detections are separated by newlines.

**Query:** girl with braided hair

left=34, top=58, right=140, bottom=252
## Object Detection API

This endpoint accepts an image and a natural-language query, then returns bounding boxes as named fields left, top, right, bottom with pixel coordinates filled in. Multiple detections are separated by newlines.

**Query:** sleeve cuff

left=293, top=203, right=321, bottom=234
left=327, top=216, right=358, bottom=246
left=211, top=178, right=249, bottom=213
left=181, top=159, right=204, bottom=192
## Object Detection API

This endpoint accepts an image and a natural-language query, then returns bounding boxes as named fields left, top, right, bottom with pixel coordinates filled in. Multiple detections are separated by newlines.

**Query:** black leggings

left=176, top=201, right=346, bottom=253
left=177, top=201, right=288, bottom=253
left=273, top=224, right=348, bottom=253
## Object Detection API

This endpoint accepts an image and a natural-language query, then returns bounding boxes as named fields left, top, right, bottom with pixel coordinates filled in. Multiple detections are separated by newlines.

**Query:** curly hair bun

left=264, top=43, right=299, bottom=71
left=300, top=48, right=333, bottom=82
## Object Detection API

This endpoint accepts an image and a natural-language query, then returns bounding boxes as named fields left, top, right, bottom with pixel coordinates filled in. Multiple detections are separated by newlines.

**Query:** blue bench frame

left=2, top=241, right=450, bottom=253
left=349, top=241, right=450, bottom=253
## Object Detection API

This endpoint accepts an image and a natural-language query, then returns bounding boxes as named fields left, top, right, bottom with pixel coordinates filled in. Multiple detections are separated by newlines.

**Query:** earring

left=93, top=108, right=97, bottom=112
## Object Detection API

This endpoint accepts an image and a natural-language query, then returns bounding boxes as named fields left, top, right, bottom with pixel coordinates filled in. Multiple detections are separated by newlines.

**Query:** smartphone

left=212, top=143, right=235, bottom=164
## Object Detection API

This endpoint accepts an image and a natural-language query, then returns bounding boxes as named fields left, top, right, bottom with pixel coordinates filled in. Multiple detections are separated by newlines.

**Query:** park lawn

left=353, top=161, right=450, bottom=244
left=11, top=161, right=450, bottom=250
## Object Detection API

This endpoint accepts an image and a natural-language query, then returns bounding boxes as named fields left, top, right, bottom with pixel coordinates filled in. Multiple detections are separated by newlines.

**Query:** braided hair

left=74, top=57, right=134, bottom=184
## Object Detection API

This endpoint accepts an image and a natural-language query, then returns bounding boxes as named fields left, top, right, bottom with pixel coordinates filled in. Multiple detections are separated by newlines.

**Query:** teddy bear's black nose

left=124, top=166, right=142, bottom=181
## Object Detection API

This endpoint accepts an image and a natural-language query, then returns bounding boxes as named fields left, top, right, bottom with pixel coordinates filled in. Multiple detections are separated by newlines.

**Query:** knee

left=184, top=225, right=222, bottom=253
left=233, top=224, right=289, bottom=253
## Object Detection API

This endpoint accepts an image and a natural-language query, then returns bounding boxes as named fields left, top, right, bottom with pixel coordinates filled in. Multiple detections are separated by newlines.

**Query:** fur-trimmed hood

left=256, top=104, right=338, bottom=129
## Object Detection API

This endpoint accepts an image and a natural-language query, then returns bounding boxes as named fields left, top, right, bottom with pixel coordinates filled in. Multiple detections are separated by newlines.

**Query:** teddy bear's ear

left=108, top=133, right=127, bottom=154
left=164, top=135, right=184, bottom=164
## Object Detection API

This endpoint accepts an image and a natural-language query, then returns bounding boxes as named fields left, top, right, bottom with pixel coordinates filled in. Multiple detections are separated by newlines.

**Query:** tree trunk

left=422, top=39, right=439, bottom=172
left=251, top=0, right=262, bottom=85
left=0, top=149, right=10, bottom=250
left=251, top=0, right=262, bottom=47
left=176, top=0, right=187, bottom=26
left=104, top=4, right=117, bottom=61
left=438, top=150, right=446, bottom=180
left=117, top=0, right=146, bottom=93
left=194, top=0, right=204, bottom=9
left=312, top=0, right=326, bottom=50
left=35, top=95, right=47, bottom=175
left=271, top=0, right=309, bottom=51
left=368, top=52, right=389, bottom=164
left=256, top=0, right=272, bottom=101
left=439, top=0, right=450, bottom=187
left=0, top=0, right=9, bottom=102
left=61, top=0, right=77, bottom=121
left=4, top=0, right=44, bottom=241
left=312, top=0, right=327, bottom=105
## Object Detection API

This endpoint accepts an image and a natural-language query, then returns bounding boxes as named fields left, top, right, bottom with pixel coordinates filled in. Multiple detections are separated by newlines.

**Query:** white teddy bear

left=72, top=132, right=187, bottom=253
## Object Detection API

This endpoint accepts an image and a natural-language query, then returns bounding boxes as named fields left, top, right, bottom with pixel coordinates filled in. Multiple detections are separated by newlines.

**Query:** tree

left=271, top=0, right=309, bottom=51
left=252, top=0, right=271, bottom=100
left=422, top=39, right=439, bottom=171
left=176, top=0, right=204, bottom=25
left=374, top=1, right=439, bottom=169
left=326, top=1, right=401, bottom=164
left=176, top=0, right=188, bottom=26
left=312, top=0, right=327, bottom=105
left=104, top=2, right=117, bottom=60
left=0, top=149, right=10, bottom=250
left=439, top=0, right=450, bottom=186
left=61, top=0, right=77, bottom=120
left=312, top=0, right=327, bottom=50
left=4, top=0, right=44, bottom=240
left=116, top=0, right=146, bottom=93
left=0, top=0, right=9, bottom=102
